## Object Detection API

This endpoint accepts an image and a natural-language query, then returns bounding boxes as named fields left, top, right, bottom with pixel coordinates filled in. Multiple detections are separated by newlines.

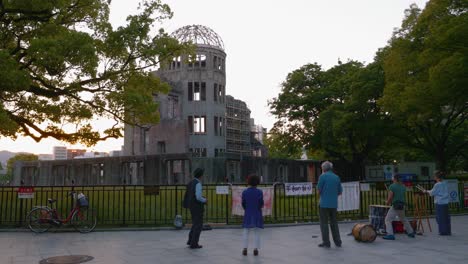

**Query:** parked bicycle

left=27, top=191, right=97, bottom=233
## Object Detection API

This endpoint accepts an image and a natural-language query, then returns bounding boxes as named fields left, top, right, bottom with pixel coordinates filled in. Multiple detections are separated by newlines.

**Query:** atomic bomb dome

left=172, top=25, right=225, bottom=51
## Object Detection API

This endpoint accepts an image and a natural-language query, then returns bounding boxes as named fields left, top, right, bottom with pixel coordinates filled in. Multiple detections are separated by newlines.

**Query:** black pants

left=319, top=207, right=341, bottom=246
left=188, top=206, right=204, bottom=247
left=435, top=204, right=451, bottom=235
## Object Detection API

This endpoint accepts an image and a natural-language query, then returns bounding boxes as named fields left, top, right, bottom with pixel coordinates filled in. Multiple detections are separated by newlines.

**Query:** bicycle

left=27, top=191, right=97, bottom=233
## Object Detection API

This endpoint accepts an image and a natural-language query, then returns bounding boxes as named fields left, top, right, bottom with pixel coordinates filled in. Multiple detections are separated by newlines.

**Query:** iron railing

left=0, top=181, right=466, bottom=227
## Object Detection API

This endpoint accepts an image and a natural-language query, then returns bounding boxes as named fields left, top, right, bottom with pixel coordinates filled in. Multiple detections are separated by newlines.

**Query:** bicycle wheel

left=72, top=207, right=97, bottom=233
left=27, top=207, right=52, bottom=233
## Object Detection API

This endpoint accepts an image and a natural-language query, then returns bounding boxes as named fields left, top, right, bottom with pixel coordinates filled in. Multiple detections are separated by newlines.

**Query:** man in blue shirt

left=425, top=171, right=451, bottom=235
left=317, top=161, right=343, bottom=248
left=183, top=168, right=207, bottom=249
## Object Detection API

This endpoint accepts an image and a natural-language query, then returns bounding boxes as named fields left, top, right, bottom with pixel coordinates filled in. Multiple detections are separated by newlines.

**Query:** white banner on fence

left=285, top=182, right=313, bottom=196
left=337, top=181, right=360, bottom=212
left=216, top=186, right=230, bottom=195
left=231, top=186, right=274, bottom=216
left=447, top=179, right=459, bottom=203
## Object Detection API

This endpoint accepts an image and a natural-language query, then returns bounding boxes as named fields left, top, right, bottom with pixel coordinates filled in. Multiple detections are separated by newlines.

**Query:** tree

left=269, top=58, right=391, bottom=177
left=263, top=128, right=303, bottom=159
left=6, top=153, right=38, bottom=176
left=0, top=0, right=191, bottom=146
left=380, top=0, right=468, bottom=171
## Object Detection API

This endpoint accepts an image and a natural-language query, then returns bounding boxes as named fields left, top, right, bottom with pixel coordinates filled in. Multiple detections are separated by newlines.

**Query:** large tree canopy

left=269, top=58, right=391, bottom=176
left=0, top=0, right=191, bottom=146
left=379, top=0, right=468, bottom=171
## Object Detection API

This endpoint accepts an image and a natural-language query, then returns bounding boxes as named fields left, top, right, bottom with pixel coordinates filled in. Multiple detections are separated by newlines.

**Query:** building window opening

left=190, top=116, right=206, bottom=134
left=215, top=148, right=225, bottom=157
left=214, top=83, right=218, bottom=102
left=170, top=56, right=181, bottom=69
left=190, top=148, right=207, bottom=157
left=194, top=82, right=200, bottom=101
left=188, top=82, right=206, bottom=101
left=157, top=141, right=166, bottom=154
left=167, top=95, right=179, bottom=119
left=213, top=84, right=224, bottom=103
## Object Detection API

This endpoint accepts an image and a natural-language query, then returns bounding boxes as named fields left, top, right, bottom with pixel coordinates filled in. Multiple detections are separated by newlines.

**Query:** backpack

left=174, top=215, right=184, bottom=229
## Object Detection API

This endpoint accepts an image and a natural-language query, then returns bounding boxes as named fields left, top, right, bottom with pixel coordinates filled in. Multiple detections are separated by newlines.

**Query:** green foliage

left=379, top=0, right=468, bottom=171
left=6, top=153, right=38, bottom=176
left=269, top=59, right=390, bottom=169
left=0, top=0, right=193, bottom=146
left=263, top=129, right=302, bottom=159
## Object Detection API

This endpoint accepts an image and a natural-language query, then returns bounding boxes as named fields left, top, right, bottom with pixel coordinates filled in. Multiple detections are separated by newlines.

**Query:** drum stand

left=414, top=193, right=432, bottom=234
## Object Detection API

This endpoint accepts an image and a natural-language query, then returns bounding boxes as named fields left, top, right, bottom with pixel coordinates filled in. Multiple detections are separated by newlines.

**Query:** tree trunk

left=435, top=149, right=447, bottom=172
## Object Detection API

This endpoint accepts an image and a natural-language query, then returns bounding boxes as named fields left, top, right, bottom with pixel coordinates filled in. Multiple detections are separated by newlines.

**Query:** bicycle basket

left=77, top=193, right=89, bottom=208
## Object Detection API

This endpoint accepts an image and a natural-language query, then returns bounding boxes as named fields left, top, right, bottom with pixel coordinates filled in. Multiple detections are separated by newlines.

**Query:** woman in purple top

left=242, top=174, right=264, bottom=256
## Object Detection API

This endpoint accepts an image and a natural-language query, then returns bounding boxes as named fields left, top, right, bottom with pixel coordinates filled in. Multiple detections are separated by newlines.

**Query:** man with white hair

left=317, top=161, right=343, bottom=248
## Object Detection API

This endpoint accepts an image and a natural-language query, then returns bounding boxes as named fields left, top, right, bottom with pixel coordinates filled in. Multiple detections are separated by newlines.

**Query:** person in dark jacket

left=241, top=174, right=264, bottom=256
left=183, top=168, right=207, bottom=249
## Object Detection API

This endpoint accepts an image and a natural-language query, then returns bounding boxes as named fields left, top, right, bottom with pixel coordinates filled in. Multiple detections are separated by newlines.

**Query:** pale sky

left=0, top=0, right=429, bottom=154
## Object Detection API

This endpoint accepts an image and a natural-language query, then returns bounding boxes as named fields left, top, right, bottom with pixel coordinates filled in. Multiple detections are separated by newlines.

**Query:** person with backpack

left=383, top=174, right=416, bottom=240
left=241, top=174, right=264, bottom=256
left=183, top=168, right=207, bottom=249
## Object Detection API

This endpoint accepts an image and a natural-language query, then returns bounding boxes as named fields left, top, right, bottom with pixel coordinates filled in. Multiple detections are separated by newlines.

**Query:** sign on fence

left=216, top=186, right=230, bottom=195
left=231, top=186, right=274, bottom=216
left=337, top=181, right=360, bottom=212
left=17, top=187, right=34, bottom=199
left=285, top=182, right=313, bottom=196
left=464, top=183, right=468, bottom=208
left=360, top=183, right=370, bottom=191
left=447, top=179, right=459, bottom=203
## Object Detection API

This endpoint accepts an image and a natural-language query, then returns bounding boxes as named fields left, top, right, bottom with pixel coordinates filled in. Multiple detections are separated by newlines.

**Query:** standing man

left=317, top=161, right=343, bottom=248
left=424, top=171, right=451, bottom=235
left=183, top=168, right=207, bottom=249
left=383, top=174, right=415, bottom=240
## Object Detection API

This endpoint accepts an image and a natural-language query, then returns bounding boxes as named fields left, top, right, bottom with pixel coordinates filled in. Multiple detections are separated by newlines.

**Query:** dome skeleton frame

left=172, top=25, right=225, bottom=51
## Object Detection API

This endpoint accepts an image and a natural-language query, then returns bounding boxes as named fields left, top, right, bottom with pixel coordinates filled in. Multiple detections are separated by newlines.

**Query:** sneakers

left=242, top=248, right=259, bottom=256
left=382, top=235, right=395, bottom=240
left=407, top=232, right=416, bottom=238
left=318, top=243, right=331, bottom=248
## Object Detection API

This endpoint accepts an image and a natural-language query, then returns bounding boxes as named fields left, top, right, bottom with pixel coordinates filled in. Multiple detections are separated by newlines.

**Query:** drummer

left=383, top=174, right=416, bottom=240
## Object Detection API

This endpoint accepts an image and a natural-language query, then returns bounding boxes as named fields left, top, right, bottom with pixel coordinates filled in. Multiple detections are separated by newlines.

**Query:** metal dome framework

left=172, top=25, right=225, bottom=51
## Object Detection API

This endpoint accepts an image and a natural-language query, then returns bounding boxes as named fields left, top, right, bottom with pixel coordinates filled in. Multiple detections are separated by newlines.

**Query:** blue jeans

left=435, top=204, right=451, bottom=235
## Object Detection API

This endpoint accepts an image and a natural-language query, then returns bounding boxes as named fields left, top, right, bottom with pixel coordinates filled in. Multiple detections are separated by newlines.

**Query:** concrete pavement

left=1, top=215, right=467, bottom=264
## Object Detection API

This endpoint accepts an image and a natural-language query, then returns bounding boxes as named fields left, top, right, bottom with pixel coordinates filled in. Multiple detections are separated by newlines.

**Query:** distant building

left=123, top=25, right=267, bottom=158
left=109, top=150, right=122, bottom=157
left=250, top=119, right=267, bottom=157
left=53, top=146, right=67, bottom=160
left=38, top=154, right=53, bottom=161
left=225, top=95, right=251, bottom=156
left=67, top=149, right=86, bottom=159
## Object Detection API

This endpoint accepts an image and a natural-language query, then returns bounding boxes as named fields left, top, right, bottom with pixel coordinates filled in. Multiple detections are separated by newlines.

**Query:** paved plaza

left=1, top=215, right=467, bottom=264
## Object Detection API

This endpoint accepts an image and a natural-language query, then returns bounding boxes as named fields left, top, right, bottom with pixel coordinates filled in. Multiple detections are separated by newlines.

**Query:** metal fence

left=1, top=181, right=467, bottom=228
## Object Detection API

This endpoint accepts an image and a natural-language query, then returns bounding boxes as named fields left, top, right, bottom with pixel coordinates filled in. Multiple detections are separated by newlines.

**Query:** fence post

left=122, top=179, right=126, bottom=226
left=226, top=189, right=229, bottom=225
left=18, top=180, right=24, bottom=227
left=359, top=187, right=364, bottom=219
left=273, top=183, right=278, bottom=222
left=71, top=180, right=75, bottom=212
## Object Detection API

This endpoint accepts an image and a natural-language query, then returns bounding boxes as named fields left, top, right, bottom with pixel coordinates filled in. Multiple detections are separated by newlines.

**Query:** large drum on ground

left=352, top=223, right=377, bottom=242
left=369, top=205, right=390, bottom=234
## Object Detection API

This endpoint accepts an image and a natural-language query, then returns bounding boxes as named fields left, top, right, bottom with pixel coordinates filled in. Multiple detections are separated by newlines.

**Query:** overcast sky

left=0, top=0, right=429, bottom=154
